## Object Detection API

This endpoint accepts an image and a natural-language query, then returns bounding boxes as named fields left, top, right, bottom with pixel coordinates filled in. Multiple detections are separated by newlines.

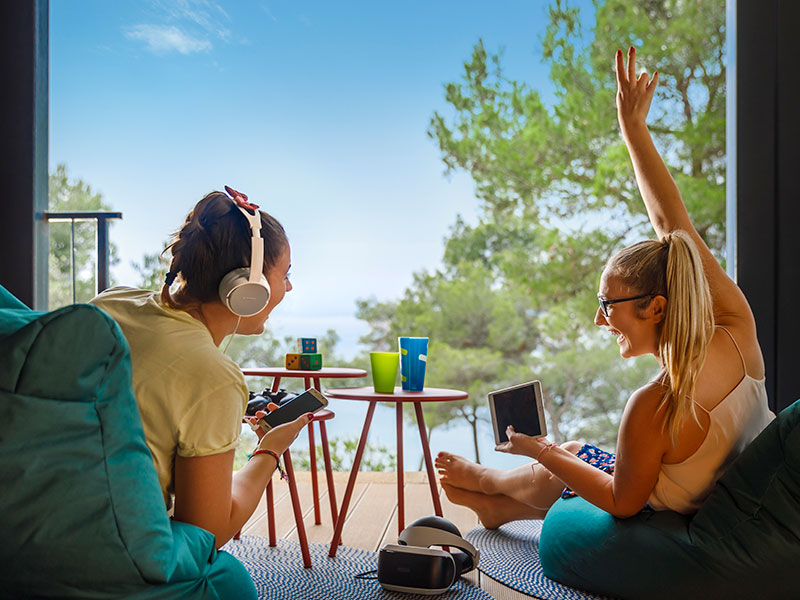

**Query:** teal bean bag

left=539, top=398, right=799, bottom=599
left=0, top=285, right=257, bottom=599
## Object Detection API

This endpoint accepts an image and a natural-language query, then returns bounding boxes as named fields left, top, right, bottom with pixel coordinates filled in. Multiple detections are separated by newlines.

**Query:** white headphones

left=217, top=186, right=271, bottom=317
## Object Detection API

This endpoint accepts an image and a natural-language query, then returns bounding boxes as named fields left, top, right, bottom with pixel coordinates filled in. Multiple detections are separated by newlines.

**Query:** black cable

left=354, top=569, right=378, bottom=580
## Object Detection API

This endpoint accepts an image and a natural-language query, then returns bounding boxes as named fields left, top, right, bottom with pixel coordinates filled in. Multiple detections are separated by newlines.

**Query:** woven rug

left=222, top=536, right=494, bottom=600
left=465, top=520, right=615, bottom=600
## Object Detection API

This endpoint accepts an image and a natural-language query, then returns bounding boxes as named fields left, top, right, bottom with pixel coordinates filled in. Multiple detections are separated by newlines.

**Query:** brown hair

left=606, top=230, right=714, bottom=444
left=160, top=191, right=288, bottom=310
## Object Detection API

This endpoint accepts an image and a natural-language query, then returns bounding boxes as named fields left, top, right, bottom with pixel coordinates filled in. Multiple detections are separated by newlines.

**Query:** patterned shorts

left=560, top=443, right=616, bottom=499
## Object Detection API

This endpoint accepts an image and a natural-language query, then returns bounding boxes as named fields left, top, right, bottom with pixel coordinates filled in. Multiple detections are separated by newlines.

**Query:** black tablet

left=488, top=380, right=548, bottom=444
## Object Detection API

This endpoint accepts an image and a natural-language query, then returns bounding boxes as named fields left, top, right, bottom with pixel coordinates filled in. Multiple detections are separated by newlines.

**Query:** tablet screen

left=491, top=383, right=545, bottom=443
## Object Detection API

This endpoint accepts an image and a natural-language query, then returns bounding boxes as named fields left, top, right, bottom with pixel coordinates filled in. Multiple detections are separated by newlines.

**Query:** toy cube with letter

left=299, top=353, right=322, bottom=370
left=296, top=337, right=317, bottom=353
left=285, top=353, right=301, bottom=370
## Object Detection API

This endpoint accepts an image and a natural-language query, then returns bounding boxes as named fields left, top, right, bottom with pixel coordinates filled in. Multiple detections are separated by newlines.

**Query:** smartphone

left=488, top=380, right=548, bottom=445
left=258, top=388, right=328, bottom=431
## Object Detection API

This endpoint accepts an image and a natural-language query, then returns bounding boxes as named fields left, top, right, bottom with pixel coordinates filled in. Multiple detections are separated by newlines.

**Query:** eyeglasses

left=597, top=293, right=654, bottom=318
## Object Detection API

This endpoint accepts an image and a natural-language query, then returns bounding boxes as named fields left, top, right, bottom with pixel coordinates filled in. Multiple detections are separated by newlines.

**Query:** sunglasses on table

left=597, top=293, right=655, bottom=318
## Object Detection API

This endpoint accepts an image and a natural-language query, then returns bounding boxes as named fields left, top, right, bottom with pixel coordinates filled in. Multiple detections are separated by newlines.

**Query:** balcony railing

left=42, top=211, right=122, bottom=303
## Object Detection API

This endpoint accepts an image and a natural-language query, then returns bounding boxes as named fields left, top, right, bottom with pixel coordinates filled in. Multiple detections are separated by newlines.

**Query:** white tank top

left=647, top=327, right=774, bottom=514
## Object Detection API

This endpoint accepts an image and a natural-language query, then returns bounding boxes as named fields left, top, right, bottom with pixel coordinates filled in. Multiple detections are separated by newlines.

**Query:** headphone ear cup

left=451, top=550, right=473, bottom=575
left=218, top=268, right=270, bottom=317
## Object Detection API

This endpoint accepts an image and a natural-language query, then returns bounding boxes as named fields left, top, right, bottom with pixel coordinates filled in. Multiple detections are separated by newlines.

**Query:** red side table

left=240, top=367, right=366, bottom=568
left=323, top=386, right=468, bottom=557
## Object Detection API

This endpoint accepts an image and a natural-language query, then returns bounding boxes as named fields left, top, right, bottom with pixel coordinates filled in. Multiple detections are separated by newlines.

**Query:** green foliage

left=48, top=164, right=119, bottom=308
left=357, top=0, right=725, bottom=459
left=291, top=436, right=396, bottom=472
left=356, top=256, right=544, bottom=463
left=224, top=328, right=361, bottom=394
left=535, top=331, right=658, bottom=446
left=132, top=245, right=171, bottom=292
left=235, top=430, right=396, bottom=473
left=415, top=342, right=520, bottom=463
left=429, top=0, right=725, bottom=251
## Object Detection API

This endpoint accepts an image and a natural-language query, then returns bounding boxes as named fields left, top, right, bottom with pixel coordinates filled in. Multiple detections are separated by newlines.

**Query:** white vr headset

left=377, top=516, right=480, bottom=595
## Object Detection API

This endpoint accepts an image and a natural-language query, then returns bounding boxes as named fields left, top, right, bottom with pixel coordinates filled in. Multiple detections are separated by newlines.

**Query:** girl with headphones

left=91, top=187, right=306, bottom=548
left=435, top=47, right=774, bottom=524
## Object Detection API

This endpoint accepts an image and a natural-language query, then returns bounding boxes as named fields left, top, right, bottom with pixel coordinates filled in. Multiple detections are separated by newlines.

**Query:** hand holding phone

left=255, top=412, right=311, bottom=458
left=258, top=388, right=328, bottom=431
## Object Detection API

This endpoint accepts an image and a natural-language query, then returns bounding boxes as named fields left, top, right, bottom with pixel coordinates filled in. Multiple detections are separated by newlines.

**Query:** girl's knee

left=560, top=440, right=583, bottom=455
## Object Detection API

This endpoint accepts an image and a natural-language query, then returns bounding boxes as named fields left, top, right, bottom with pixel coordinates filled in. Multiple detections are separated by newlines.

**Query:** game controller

left=245, top=388, right=298, bottom=415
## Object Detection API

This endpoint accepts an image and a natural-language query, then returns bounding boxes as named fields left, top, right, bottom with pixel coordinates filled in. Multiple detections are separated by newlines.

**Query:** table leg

left=308, top=419, right=321, bottom=524
left=303, top=375, right=322, bottom=523
left=396, top=402, right=405, bottom=534
left=266, top=480, right=276, bottom=546
left=313, top=376, right=322, bottom=390
left=242, top=374, right=282, bottom=545
left=283, top=448, right=312, bottom=568
left=414, top=402, right=443, bottom=517
left=319, top=419, right=338, bottom=526
left=329, top=400, right=377, bottom=557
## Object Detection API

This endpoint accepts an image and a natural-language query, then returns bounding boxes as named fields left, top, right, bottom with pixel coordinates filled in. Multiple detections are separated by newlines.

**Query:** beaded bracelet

left=536, top=442, right=557, bottom=462
left=248, top=448, right=287, bottom=480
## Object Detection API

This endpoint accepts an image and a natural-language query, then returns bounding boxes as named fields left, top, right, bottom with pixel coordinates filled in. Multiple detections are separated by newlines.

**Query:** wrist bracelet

left=248, top=449, right=287, bottom=481
left=536, top=442, right=556, bottom=462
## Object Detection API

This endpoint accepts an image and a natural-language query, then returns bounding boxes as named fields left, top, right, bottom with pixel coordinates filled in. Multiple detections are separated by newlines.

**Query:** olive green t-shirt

left=91, top=287, right=248, bottom=507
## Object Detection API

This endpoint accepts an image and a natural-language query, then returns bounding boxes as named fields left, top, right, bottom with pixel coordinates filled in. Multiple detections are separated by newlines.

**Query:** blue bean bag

left=539, top=397, right=799, bottom=599
left=0, top=285, right=257, bottom=599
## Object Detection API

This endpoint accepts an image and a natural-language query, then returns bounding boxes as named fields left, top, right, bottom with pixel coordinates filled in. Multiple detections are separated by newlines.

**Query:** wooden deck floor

left=238, top=470, right=538, bottom=600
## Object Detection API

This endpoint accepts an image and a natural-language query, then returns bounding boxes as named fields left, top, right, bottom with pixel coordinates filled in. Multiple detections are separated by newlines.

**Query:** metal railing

left=42, top=211, right=122, bottom=302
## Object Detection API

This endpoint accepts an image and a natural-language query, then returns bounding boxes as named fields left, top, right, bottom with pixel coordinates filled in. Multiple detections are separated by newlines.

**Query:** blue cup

left=398, top=337, right=428, bottom=391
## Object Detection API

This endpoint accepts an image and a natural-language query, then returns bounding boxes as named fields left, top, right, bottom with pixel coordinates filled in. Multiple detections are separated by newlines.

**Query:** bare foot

left=441, top=483, right=504, bottom=529
left=435, top=452, right=488, bottom=493
left=441, top=483, right=543, bottom=529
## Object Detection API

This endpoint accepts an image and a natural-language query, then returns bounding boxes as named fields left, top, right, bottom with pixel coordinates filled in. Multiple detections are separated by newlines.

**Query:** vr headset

left=377, top=516, right=480, bottom=595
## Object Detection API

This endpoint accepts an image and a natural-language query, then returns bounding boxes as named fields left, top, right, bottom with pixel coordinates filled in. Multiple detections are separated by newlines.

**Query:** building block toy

left=285, top=353, right=301, bottom=369
left=285, top=352, right=323, bottom=371
left=296, top=338, right=317, bottom=353
left=299, top=353, right=322, bottom=370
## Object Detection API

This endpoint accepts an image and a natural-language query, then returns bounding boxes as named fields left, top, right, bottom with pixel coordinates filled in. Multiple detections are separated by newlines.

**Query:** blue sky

left=49, top=0, right=594, bottom=358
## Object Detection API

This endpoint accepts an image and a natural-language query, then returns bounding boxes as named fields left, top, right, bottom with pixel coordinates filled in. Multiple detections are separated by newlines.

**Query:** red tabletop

left=326, top=386, right=467, bottom=402
left=242, top=367, right=367, bottom=379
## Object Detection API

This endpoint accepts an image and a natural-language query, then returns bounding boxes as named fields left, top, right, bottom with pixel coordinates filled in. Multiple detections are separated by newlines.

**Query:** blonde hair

left=606, top=230, right=714, bottom=444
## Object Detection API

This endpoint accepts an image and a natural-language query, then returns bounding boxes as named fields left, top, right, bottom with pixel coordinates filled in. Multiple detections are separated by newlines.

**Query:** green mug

left=370, top=352, right=399, bottom=394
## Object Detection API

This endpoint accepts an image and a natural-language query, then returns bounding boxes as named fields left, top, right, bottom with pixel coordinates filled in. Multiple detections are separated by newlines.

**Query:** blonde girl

left=435, top=47, right=773, bottom=524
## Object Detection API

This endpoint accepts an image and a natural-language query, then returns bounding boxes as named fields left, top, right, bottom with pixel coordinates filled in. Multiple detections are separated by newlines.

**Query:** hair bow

left=224, top=185, right=260, bottom=211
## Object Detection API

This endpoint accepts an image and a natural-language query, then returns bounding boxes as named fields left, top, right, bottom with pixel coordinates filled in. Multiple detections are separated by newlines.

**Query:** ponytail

left=658, top=231, right=714, bottom=443
left=606, top=230, right=714, bottom=444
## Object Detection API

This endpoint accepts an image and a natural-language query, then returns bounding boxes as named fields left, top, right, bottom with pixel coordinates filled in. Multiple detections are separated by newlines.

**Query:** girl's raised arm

left=615, top=46, right=752, bottom=326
